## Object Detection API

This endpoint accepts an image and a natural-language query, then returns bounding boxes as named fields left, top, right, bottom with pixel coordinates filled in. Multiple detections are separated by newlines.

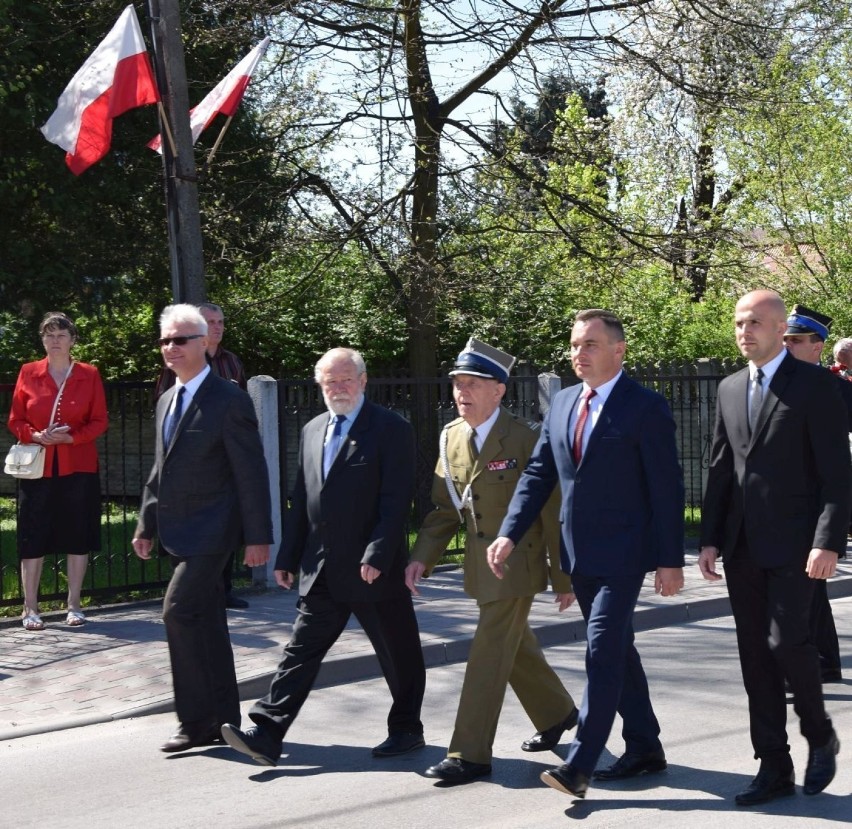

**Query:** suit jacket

left=701, top=352, right=851, bottom=566
left=499, top=374, right=685, bottom=577
left=411, top=407, right=570, bottom=604
left=275, top=399, right=415, bottom=602
left=8, top=358, right=108, bottom=476
left=136, top=373, right=273, bottom=556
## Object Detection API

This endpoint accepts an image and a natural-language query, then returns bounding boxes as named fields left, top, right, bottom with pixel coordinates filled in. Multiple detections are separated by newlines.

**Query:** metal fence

left=0, top=366, right=728, bottom=608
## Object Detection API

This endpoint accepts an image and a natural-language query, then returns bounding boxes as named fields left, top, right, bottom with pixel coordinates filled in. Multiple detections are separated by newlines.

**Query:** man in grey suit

left=221, top=348, right=426, bottom=767
left=133, top=304, right=273, bottom=753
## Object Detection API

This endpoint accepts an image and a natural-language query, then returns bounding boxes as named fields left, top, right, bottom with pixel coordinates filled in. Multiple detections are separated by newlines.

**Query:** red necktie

left=572, top=388, right=596, bottom=465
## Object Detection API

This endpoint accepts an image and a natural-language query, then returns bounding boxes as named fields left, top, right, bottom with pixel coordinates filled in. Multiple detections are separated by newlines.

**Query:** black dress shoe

left=522, top=707, right=579, bottom=752
left=821, top=668, right=843, bottom=683
left=804, top=731, right=840, bottom=795
left=735, top=766, right=795, bottom=806
left=540, top=763, right=590, bottom=799
left=225, top=594, right=249, bottom=609
left=424, top=757, right=491, bottom=784
left=220, top=723, right=281, bottom=766
left=372, top=731, right=425, bottom=757
left=160, top=725, right=222, bottom=753
left=593, top=749, right=667, bottom=780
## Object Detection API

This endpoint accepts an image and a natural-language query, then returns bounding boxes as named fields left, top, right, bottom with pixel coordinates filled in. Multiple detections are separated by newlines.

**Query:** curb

left=7, top=575, right=851, bottom=743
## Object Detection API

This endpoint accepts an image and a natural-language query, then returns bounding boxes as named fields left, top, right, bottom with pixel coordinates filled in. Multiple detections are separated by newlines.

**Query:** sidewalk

left=2, top=549, right=852, bottom=742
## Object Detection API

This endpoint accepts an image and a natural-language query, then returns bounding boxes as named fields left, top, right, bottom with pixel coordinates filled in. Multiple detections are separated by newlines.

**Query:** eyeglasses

left=157, top=334, right=204, bottom=347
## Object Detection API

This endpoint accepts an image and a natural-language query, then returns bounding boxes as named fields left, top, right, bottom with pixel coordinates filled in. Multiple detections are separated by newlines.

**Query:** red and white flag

left=148, top=37, right=270, bottom=153
left=40, top=5, right=159, bottom=175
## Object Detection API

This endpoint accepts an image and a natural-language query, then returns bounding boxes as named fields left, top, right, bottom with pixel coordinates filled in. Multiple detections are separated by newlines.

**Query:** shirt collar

left=750, top=348, right=786, bottom=386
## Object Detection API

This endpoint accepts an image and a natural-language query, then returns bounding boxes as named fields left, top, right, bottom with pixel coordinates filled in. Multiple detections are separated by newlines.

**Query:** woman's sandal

left=66, top=610, right=87, bottom=627
left=22, top=613, right=45, bottom=631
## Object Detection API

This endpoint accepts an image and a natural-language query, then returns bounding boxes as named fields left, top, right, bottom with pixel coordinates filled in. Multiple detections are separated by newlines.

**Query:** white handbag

left=5, top=363, right=73, bottom=480
left=4, top=443, right=46, bottom=478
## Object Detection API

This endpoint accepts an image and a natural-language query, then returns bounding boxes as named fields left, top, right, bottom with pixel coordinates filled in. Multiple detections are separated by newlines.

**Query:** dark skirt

left=17, top=471, right=102, bottom=559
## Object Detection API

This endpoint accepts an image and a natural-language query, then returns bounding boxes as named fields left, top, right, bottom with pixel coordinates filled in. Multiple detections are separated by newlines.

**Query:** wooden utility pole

left=146, top=0, right=206, bottom=304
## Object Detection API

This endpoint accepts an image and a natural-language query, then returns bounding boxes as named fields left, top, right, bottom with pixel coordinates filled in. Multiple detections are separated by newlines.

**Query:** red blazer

left=7, top=358, right=108, bottom=477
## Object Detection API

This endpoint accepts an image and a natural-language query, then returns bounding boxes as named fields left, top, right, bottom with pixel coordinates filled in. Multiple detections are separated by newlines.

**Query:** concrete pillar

left=537, top=372, right=563, bottom=417
left=248, top=376, right=281, bottom=587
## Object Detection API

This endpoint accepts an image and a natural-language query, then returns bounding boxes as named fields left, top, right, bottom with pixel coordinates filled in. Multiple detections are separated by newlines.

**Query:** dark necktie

left=572, top=388, right=597, bottom=465
left=164, top=386, right=185, bottom=448
left=749, top=367, right=765, bottom=430
left=323, top=414, right=345, bottom=478
left=469, top=427, right=479, bottom=459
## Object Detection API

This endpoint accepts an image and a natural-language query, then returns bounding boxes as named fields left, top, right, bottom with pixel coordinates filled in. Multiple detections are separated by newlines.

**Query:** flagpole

left=156, top=102, right=177, bottom=157
left=202, top=115, right=233, bottom=172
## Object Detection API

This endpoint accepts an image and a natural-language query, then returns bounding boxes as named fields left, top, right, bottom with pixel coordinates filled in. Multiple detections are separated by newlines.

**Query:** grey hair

left=314, top=347, right=367, bottom=382
left=833, top=337, right=852, bottom=359
left=198, top=302, right=223, bottom=316
left=159, top=304, right=208, bottom=335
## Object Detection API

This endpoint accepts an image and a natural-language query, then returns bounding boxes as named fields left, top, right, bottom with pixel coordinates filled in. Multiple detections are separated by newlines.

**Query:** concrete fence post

left=248, top=376, right=281, bottom=587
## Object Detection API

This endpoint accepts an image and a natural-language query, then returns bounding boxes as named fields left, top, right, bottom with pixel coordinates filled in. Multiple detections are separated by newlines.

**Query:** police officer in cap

left=406, top=338, right=579, bottom=784
left=784, top=304, right=850, bottom=682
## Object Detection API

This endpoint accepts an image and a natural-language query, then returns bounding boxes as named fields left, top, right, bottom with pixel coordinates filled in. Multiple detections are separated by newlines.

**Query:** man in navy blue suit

left=488, top=309, right=685, bottom=800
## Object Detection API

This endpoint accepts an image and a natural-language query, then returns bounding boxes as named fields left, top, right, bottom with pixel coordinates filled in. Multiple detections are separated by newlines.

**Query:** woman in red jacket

left=8, top=312, right=108, bottom=630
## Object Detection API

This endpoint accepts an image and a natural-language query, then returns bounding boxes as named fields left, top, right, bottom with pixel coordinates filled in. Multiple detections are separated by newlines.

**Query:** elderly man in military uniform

left=406, top=338, right=578, bottom=785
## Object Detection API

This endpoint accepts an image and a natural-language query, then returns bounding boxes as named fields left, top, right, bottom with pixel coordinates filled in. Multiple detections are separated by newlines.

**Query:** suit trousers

left=564, top=571, right=662, bottom=776
left=725, top=554, right=833, bottom=762
left=250, top=568, right=425, bottom=738
left=447, top=595, right=575, bottom=764
left=810, top=580, right=841, bottom=674
left=163, top=549, right=239, bottom=730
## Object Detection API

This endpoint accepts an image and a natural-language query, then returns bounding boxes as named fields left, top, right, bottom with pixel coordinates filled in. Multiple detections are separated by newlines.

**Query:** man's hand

left=698, top=546, right=723, bottom=581
left=554, top=592, right=575, bottom=612
left=132, top=537, right=152, bottom=560
left=806, top=548, right=839, bottom=580
left=655, top=566, right=684, bottom=596
left=361, top=563, right=382, bottom=584
left=486, top=537, right=515, bottom=579
left=244, top=544, right=269, bottom=568
left=405, top=561, right=427, bottom=596
left=275, top=569, right=294, bottom=589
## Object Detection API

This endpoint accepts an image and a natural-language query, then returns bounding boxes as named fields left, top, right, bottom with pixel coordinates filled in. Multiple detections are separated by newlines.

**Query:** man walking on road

left=488, top=309, right=685, bottom=800
left=220, top=348, right=426, bottom=767
left=133, top=304, right=272, bottom=753
left=407, top=338, right=578, bottom=785
left=699, top=290, right=849, bottom=806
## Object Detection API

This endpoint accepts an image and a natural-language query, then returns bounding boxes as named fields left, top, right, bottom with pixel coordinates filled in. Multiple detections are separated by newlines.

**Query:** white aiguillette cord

left=439, top=424, right=479, bottom=535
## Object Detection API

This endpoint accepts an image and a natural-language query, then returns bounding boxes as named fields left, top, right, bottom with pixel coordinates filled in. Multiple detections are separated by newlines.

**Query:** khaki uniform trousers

left=447, top=594, right=574, bottom=764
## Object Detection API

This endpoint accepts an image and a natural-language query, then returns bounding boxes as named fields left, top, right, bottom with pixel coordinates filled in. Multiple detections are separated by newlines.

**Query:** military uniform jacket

left=411, top=407, right=570, bottom=604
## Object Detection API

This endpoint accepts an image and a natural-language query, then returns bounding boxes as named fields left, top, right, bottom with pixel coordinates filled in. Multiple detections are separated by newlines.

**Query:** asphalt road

left=4, top=602, right=851, bottom=829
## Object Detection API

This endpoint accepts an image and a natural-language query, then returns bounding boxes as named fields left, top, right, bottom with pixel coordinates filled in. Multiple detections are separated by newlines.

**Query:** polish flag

left=40, top=5, right=159, bottom=175
left=148, top=37, right=270, bottom=153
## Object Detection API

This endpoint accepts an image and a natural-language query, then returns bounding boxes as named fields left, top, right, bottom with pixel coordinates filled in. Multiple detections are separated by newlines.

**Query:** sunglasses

left=157, top=334, right=204, bottom=347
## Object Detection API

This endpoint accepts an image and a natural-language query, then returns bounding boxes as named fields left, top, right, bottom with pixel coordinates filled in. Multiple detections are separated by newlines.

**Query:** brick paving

left=2, top=550, right=851, bottom=742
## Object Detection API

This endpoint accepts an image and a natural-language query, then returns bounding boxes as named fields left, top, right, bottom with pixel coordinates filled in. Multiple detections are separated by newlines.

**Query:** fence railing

left=1, top=363, right=731, bottom=608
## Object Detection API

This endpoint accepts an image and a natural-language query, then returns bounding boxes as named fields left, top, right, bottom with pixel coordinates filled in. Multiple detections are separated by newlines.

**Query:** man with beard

left=220, top=348, right=426, bottom=766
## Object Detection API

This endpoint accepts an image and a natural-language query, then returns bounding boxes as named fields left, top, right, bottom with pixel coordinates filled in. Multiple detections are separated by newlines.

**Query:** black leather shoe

left=424, top=757, right=491, bottom=784
left=160, top=725, right=222, bottom=753
left=225, top=594, right=249, bottom=609
left=540, top=763, right=590, bottom=798
left=220, top=723, right=281, bottom=766
left=735, top=766, right=795, bottom=806
left=593, top=750, right=667, bottom=780
left=372, top=732, right=425, bottom=757
left=522, top=707, right=579, bottom=752
left=821, top=668, right=843, bottom=683
left=804, top=731, right=840, bottom=795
